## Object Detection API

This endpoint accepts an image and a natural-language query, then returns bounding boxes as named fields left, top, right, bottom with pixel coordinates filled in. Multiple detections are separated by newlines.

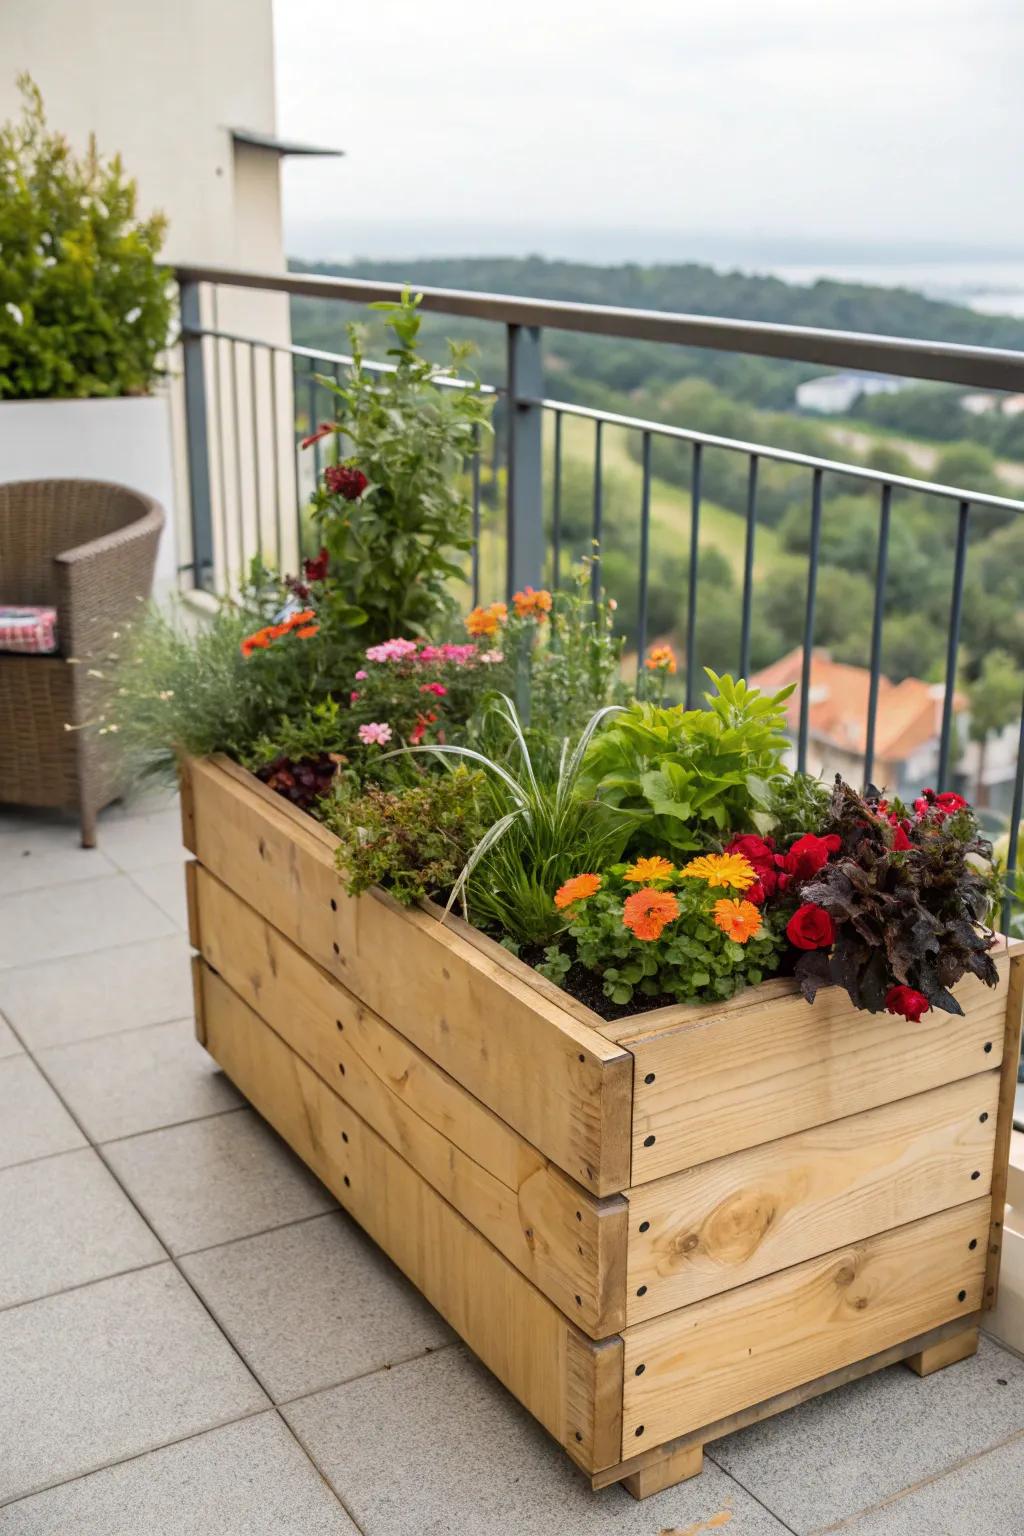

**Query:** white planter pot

left=0, top=394, right=178, bottom=600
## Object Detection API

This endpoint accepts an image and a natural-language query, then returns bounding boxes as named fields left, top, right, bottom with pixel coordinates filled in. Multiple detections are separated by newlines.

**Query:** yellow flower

left=624, top=855, right=676, bottom=885
left=679, top=852, right=756, bottom=891
left=713, top=898, right=762, bottom=943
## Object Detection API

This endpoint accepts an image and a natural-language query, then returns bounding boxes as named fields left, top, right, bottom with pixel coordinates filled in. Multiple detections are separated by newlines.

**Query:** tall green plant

left=579, top=671, right=794, bottom=857
left=0, top=75, right=173, bottom=400
left=309, top=291, right=493, bottom=639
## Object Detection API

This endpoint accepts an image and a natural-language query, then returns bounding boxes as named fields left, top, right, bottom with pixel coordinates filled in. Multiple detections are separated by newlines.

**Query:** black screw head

left=575, top=1210, right=582, bottom=1222
left=643, top=1072, right=655, bottom=1085
left=330, top=898, right=337, bottom=911
left=971, top=1170, right=981, bottom=1180
left=980, top=1111, right=989, bottom=1123
left=575, top=1431, right=583, bottom=1442
left=969, top=1238, right=978, bottom=1250
left=958, top=1289, right=967, bottom=1302
left=643, top=1135, right=656, bottom=1148
left=635, top=1363, right=646, bottom=1376
left=984, top=1042, right=993, bottom=1053
left=636, top=1284, right=647, bottom=1297
left=635, top=1425, right=645, bottom=1437
left=343, top=1175, right=351, bottom=1188
left=574, top=1294, right=582, bottom=1307
left=639, top=1220, right=650, bottom=1233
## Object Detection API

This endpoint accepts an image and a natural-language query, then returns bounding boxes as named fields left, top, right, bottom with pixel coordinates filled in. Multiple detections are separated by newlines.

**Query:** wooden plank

left=621, top=1200, right=989, bottom=1450
left=178, top=756, right=196, bottom=854
left=184, top=859, right=200, bottom=951
left=988, top=1214, right=1024, bottom=1355
left=904, top=1325, right=978, bottom=1376
left=197, top=963, right=622, bottom=1473
left=626, top=1072, right=999, bottom=1320
left=985, top=952, right=1024, bottom=1311
left=188, top=755, right=633, bottom=1196
left=590, top=1312, right=978, bottom=1490
left=192, top=865, right=627, bottom=1336
left=190, top=953, right=206, bottom=1047
left=623, top=1443, right=702, bottom=1500
left=628, top=957, right=1012, bottom=1183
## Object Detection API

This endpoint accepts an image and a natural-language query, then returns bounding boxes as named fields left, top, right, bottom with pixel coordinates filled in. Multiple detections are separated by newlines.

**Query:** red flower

left=914, top=788, right=969, bottom=822
left=892, top=823, right=912, bottom=851
left=725, top=834, right=777, bottom=903
left=781, top=833, right=842, bottom=882
left=301, top=422, right=335, bottom=450
left=885, top=985, right=930, bottom=1022
left=304, top=547, right=329, bottom=582
left=409, top=710, right=438, bottom=746
left=786, top=902, right=836, bottom=950
left=325, top=464, right=368, bottom=501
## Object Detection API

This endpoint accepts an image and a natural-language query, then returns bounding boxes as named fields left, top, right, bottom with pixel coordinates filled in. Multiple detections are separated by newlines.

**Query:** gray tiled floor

left=2, top=790, right=1024, bottom=1534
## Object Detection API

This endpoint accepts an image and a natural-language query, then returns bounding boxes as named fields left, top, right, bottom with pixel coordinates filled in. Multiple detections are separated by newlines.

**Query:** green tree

left=968, top=650, right=1022, bottom=807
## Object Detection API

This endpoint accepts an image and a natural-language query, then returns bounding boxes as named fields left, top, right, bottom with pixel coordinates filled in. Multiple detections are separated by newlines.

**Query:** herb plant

left=579, top=671, right=794, bottom=856
left=0, top=76, right=173, bottom=400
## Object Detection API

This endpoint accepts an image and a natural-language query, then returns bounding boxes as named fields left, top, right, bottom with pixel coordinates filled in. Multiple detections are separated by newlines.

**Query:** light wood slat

left=590, top=1312, right=979, bottom=1490
left=192, top=865, right=627, bottom=1336
left=626, top=1072, right=999, bottom=1319
left=186, top=756, right=633, bottom=1196
left=985, top=952, right=1024, bottom=1310
left=198, top=963, right=624, bottom=1473
left=621, top=1200, right=989, bottom=1449
left=628, top=956, right=1011, bottom=1183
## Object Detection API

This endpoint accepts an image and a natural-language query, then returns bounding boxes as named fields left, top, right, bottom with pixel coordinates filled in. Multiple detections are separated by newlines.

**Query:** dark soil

left=518, top=946, right=678, bottom=1022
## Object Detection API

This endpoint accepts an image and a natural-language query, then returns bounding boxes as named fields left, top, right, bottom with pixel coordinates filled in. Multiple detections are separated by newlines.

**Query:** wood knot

left=835, top=1265, right=856, bottom=1286
left=678, top=1233, right=700, bottom=1254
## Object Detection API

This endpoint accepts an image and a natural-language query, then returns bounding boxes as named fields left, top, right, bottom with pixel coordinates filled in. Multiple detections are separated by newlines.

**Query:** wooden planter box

left=182, top=754, right=1024, bottom=1497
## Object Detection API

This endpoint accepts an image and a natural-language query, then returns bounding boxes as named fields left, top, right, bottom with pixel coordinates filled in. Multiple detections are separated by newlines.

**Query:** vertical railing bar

left=308, top=367, right=323, bottom=488
left=685, top=441, right=703, bottom=710
left=636, top=431, right=652, bottom=681
left=292, top=356, right=307, bottom=563
left=797, top=468, right=824, bottom=774
left=471, top=423, right=481, bottom=606
left=231, top=341, right=245, bottom=577
left=1001, top=695, right=1024, bottom=935
left=591, top=417, right=604, bottom=605
left=211, top=303, right=229, bottom=592
left=179, top=279, right=214, bottom=592
left=937, top=500, right=970, bottom=790
left=268, top=346, right=282, bottom=573
left=863, top=482, right=892, bottom=787
left=249, top=342, right=261, bottom=564
left=738, top=453, right=758, bottom=678
left=551, top=409, right=563, bottom=590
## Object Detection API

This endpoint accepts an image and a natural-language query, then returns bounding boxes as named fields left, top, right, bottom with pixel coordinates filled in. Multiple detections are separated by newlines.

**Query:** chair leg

left=80, top=802, right=97, bottom=849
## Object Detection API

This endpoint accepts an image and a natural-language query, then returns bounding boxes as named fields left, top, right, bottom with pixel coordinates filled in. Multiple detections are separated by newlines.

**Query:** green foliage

left=580, top=671, right=794, bottom=856
left=308, top=290, right=493, bottom=639
left=400, top=695, right=631, bottom=946
left=545, top=865, right=782, bottom=1008
left=767, top=772, right=832, bottom=839
left=795, top=780, right=1000, bottom=1015
left=0, top=76, right=173, bottom=400
left=324, top=767, right=488, bottom=907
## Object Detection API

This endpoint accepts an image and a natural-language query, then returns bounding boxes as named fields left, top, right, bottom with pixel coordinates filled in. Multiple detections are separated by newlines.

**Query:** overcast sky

left=273, top=0, right=1024, bottom=264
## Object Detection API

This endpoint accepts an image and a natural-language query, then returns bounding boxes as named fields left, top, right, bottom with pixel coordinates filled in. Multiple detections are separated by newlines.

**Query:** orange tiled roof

left=751, top=648, right=966, bottom=763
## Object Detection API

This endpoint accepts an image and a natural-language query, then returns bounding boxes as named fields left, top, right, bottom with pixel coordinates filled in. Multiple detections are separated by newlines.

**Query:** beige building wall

left=0, top=0, right=298, bottom=591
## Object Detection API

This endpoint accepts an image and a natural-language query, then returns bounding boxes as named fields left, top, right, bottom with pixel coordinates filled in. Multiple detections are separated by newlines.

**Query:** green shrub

left=0, top=76, right=174, bottom=400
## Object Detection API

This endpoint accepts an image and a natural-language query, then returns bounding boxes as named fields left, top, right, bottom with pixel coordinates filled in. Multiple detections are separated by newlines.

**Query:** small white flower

left=5, top=302, right=23, bottom=326
left=40, top=231, right=51, bottom=246
left=158, top=689, right=174, bottom=701
left=124, top=306, right=142, bottom=324
left=42, top=256, right=56, bottom=268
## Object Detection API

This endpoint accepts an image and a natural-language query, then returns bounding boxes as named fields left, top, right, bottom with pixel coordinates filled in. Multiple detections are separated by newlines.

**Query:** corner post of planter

left=180, top=277, right=216, bottom=592
left=505, top=323, right=544, bottom=599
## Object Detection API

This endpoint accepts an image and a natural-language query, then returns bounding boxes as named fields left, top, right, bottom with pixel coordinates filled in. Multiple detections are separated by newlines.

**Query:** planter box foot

left=623, top=1443, right=703, bottom=1499
left=904, top=1326, right=978, bottom=1377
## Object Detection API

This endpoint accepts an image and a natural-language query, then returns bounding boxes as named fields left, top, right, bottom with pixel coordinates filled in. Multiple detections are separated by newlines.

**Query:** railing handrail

left=175, top=262, right=1024, bottom=392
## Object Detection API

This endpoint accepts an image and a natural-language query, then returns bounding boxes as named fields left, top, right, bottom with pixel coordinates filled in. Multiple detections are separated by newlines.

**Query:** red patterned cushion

left=0, top=606, right=58, bottom=654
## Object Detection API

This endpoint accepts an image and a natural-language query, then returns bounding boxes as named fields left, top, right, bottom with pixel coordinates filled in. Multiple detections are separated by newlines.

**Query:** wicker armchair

left=0, top=479, right=164, bottom=847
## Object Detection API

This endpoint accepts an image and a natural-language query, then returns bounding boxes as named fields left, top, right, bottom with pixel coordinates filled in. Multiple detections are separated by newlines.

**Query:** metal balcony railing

left=172, top=264, right=1024, bottom=937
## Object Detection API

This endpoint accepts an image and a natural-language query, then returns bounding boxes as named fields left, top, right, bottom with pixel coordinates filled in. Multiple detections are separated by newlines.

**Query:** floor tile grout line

left=0, top=923, right=190, bottom=983
left=0, top=1406, right=272, bottom=1511
left=6, top=1010, right=199, bottom=1055
left=805, top=1424, right=1024, bottom=1535
left=0, top=1257, right=170, bottom=1319
left=704, top=1449, right=802, bottom=1536
left=97, top=1102, right=248, bottom=1148
left=275, top=1340, right=462, bottom=1412
left=275, top=1406, right=371, bottom=1535
left=0, top=1139, right=93, bottom=1177
left=175, top=1205, right=342, bottom=1261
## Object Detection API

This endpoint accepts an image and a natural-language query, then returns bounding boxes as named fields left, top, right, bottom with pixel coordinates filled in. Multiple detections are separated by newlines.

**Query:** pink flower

left=358, top=722, right=393, bottom=746
left=480, top=649, right=504, bottom=664
left=365, top=638, right=419, bottom=664
left=417, top=645, right=444, bottom=664
left=439, top=643, right=477, bottom=666
left=420, top=682, right=447, bottom=697
left=350, top=691, right=360, bottom=703
left=354, top=669, right=368, bottom=681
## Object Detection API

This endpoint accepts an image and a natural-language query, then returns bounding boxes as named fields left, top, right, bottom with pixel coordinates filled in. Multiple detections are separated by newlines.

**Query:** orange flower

left=466, top=601, right=508, bottom=638
left=679, top=852, right=756, bottom=891
left=554, top=872, right=602, bottom=910
left=624, top=855, right=675, bottom=885
left=713, top=898, right=763, bottom=943
left=645, top=644, right=677, bottom=674
left=623, top=887, right=680, bottom=941
left=296, top=624, right=319, bottom=640
left=512, top=586, right=553, bottom=620
left=240, top=608, right=320, bottom=657
left=240, top=626, right=273, bottom=658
